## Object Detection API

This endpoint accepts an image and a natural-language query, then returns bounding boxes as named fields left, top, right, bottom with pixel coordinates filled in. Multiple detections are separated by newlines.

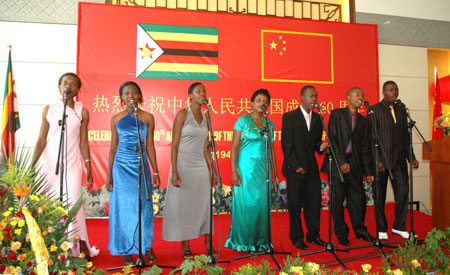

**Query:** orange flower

left=17, top=254, right=26, bottom=261
left=12, top=183, right=30, bottom=198
left=48, top=258, right=53, bottom=266
left=441, top=120, right=449, bottom=127
left=79, top=252, right=86, bottom=259
left=42, top=231, right=48, bottom=236
left=37, top=206, right=44, bottom=214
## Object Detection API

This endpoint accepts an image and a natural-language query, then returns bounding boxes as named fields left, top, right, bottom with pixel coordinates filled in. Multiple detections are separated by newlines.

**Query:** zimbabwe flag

left=2, top=49, right=20, bottom=162
left=136, top=24, right=219, bottom=80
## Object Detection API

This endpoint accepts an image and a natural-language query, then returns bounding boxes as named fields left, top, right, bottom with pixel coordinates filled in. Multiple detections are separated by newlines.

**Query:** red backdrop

left=77, top=3, right=379, bottom=189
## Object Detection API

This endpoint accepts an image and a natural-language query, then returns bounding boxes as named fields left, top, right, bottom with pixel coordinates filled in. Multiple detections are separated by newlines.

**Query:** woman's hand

left=86, top=170, right=93, bottom=189
left=274, top=175, right=280, bottom=185
left=153, top=174, right=160, bottom=188
left=171, top=172, right=182, bottom=187
left=106, top=177, right=113, bottom=192
left=231, top=172, right=241, bottom=186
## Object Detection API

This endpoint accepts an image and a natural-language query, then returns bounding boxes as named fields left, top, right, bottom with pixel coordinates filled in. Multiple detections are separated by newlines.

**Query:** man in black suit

left=321, top=87, right=375, bottom=246
left=370, top=81, right=419, bottom=240
left=281, top=85, right=328, bottom=250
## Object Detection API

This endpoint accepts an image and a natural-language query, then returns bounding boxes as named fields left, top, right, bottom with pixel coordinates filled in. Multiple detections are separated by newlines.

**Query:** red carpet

left=86, top=203, right=432, bottom=273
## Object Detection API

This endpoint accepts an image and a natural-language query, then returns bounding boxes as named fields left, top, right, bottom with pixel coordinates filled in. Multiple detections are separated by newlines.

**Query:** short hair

left=383, top=80, right=397, bottom=91
left=347, top=87, right=363, bottom=96
left=119, top=81, right=143, bottom=103
left=251, top=89, right=271, bottom=103
left=188, top=82, right=203, bottom=94
left=58, top=72, right=81, bottom=88
left=300, top=85, right=315, bottom=96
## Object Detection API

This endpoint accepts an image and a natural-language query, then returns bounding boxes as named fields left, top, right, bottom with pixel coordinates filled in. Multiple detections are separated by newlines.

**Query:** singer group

left=32, top=72, right=419, bottom=264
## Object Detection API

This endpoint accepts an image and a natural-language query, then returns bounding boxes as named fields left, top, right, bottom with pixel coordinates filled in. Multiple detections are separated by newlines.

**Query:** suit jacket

left=281, top=107, right=324, bottom=179
left=321, top=107, right=373, bottom=179
left=369, top=100, right=416, bottom=168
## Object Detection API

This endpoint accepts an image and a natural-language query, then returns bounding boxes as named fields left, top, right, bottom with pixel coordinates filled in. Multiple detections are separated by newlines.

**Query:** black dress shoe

left=338, top=238, right=350, bottom=246
left=357, top=233, right=376, bottom=243
left=307, top=237, right=327, bottom=247
left=293, top=241, right=309, bottom=250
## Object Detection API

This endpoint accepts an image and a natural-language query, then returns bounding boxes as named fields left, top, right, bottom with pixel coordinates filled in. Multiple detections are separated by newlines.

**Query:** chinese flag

left=261, top=30, right=333, bottom=83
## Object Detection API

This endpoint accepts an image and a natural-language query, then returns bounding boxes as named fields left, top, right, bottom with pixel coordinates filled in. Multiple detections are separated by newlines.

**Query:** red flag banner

left=432, top=67, right=443, bottom=140
left=262, top=30, right=333, bottom=83
left=2, top=49, right=20, bottom=161
left=77, top=3, right=379, bottom=190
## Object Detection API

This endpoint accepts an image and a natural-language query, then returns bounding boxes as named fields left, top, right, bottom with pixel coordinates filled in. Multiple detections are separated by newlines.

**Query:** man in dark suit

left=321, top=87, right=375, bottom=246
left=281, top=85, right=328, bottom=250
left=370, top=81, right=419, bottom=240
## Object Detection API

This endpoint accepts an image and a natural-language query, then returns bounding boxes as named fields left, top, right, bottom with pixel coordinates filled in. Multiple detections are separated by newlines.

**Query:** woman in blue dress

left=106, top=81, right=160, bottom=264
left=225, top=89, right=280, bottom=252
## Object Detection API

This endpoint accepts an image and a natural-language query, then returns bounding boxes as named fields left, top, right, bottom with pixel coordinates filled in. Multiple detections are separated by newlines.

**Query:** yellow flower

left=50, top=245, right=58, bottom=253
left=14, top=228, right=22, bottom=235
left=18, top=219, right=25, bottom=227
left=279, top=272, right=289, bottom=275
left=30, top=195, right=40, bottom=201
left=152, top=193, right=160, bottom=203
left=61, top=241, right=70, bottom=251
left=48, top=226, right=54, bottom=233
left=5, top=266, right=16, bottom=274
left=86, top=261, right=93, bottom=268
left=411, top=259, right=421, bottom=268
left=57, top=206, right=68, bottom=215
left=362, top=264, right=372, bottom=272
left=290, top=266, right=303, bottom=274
left=8, top=207, right=14, bottom=211
left=153, top=204, right=159, bottom=215
left=10, top=220, right=18, bottom=227
left=306, top=262, right=320, bottom=272
left=3, top=211, right=11, bottom=217
left=393, top=269, right=403, bottom=275
left=11, top=241, right=21, bottom=250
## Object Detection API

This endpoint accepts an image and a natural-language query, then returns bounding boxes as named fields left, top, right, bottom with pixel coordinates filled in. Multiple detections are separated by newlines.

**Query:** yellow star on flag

left=270, top=41, right=278, bottom=50
left=139, top=43, right=156, bottom=59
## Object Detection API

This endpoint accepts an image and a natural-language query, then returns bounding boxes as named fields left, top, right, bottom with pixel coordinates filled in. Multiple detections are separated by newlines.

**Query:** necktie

left=306, top=113, right=311, bottom=131
left=390, top=105, right=397, bottom=124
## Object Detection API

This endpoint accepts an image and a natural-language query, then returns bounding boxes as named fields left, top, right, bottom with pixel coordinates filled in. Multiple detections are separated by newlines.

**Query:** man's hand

left=340, top=163, right=351, bottom=174
left=412, top=160, right=419, bottom=169
left=296, top=167, right=306, bottom=175
left=320, top=142, right=328, bottom=152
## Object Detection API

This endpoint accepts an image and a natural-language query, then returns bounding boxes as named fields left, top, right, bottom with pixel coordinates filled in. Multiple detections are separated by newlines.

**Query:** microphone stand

left=233, top=108, right=290, bottom=271
left=295, top=105, right=349, bottom=270
left=345, top=103, right=397, bottom=263
left=55, top=91, right=69, bottom=201
left=397, top=101, right=431, bottom=243
left=204, top=101, right=230, bottom=266
left=108, top=105, right=174, bottom=273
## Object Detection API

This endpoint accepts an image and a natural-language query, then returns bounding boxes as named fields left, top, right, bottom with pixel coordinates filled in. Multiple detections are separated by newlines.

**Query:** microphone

left=130, top=100, right=138, bottom=111
left=395, top=99, right=405, bottom=107
left=260, top=104, right=269, bottom=115
left=201, top=97, right=209, bottom=106
left=313, top=103, right=324, bottom=111
left=364, top=101, right=370, bottom=107
left=64, top=88, right=71, bottom=95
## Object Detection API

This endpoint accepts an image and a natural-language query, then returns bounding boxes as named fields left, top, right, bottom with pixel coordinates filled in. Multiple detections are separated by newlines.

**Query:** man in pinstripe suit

left=370, top=81, right=419, bottom=240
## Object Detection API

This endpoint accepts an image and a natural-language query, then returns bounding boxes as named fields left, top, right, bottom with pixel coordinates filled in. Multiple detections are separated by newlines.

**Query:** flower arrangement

left=434, top=112, right=450, bottom=136
left=0, top=150, right=88, bottom=274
